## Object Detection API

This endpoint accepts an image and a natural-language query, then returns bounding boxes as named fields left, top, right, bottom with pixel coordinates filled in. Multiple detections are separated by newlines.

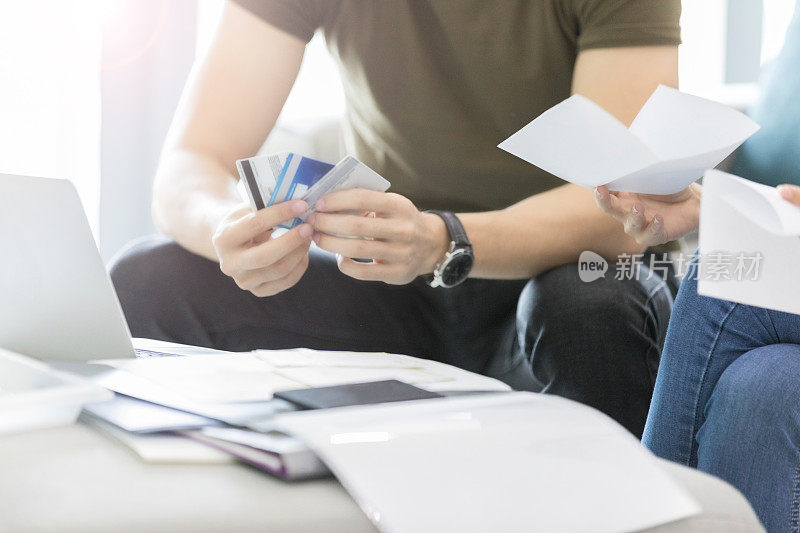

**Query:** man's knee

left=517, top=262, right=672, bottom=357
left=108, top=235, right=219, bottom=338
left=517, top=262, right=673, bottom=435
left=109, top=235, right=203, bottom=299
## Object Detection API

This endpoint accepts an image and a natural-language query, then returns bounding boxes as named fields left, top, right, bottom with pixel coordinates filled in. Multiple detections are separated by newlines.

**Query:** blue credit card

left=271, top=154, right=334, bottom=229
left=270, top=153, right=334, bottom=206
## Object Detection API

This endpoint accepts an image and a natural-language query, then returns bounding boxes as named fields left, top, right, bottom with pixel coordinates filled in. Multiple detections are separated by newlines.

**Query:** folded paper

left=499, top=86, right=760, bottom=194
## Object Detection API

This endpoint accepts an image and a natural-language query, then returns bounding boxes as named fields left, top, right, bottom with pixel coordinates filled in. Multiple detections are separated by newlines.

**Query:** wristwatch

left=424, top=210, right=474, bottom=288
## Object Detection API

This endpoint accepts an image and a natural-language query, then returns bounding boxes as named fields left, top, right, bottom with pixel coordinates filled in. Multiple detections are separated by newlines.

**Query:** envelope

left=698, top=170, right=800, bottom=315
left=498, top=85, right=760, bottom=194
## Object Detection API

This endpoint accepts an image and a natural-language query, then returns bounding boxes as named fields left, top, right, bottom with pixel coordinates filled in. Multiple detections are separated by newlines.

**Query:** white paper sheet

left=258, top=349, right=511, bottom=393
left=83, top=393, right=220, bottom=433
left=256, top=348, right=427, bottom=368
left=275, top=366, right=450, bottom=388
left=698, top=170, right=800, bottom=315
left=277, top=392, right=700, bottom=533
left=87, top=364, right=297, bottom=426
left=498, top=85, right=759, bottom=194
left=102, top=353, right=303, bottom=404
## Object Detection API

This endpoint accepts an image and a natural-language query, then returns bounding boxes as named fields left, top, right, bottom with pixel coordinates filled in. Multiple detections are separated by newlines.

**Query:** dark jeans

left=109, top=235, right=674, bottom=436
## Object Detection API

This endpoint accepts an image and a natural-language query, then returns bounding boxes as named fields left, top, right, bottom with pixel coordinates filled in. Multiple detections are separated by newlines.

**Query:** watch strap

left=424, top=210, right=471, bottom=248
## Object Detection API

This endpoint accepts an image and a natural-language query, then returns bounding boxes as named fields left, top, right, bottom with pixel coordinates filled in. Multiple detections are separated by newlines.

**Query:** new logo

left=578, top=251, right=608, bottom=283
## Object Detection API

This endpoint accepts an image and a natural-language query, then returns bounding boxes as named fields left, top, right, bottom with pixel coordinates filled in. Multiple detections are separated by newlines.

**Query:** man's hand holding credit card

left=224, top=150, right=450, bottom=292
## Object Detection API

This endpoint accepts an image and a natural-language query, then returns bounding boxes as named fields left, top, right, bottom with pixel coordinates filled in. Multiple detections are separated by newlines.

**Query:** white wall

left=99, top=0, right=198, bottom=262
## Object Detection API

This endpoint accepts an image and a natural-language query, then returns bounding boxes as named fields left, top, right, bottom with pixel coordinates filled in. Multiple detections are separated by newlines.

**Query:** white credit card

left=299, top=156, right=391, bottom=222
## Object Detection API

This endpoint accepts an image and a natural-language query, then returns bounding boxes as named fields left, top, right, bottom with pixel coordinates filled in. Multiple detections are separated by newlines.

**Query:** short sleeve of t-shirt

left=231, top=0, right=328, bottom=43
left=572, top=0, right=681, bottom=51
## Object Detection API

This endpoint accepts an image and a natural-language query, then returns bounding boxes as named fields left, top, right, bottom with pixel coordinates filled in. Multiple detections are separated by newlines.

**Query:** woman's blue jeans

left=643, top=254, right=800, bottom=532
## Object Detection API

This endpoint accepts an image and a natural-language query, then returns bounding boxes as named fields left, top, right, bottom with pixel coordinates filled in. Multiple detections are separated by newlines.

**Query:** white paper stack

left=97, top=349, right=510, bottom=408
left=498, top=85, right=759, bottom=194
left=699, top=170, right=800, bottom=315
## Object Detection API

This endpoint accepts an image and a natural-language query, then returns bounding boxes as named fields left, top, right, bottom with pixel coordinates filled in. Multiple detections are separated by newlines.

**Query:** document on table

left=698, top=170, right=800, bottom=315
left=254, top=349, right=511, bottom=393
left=256, top=348, right=428, bottom=369
left=83, top=393, right=221, bottom=433
left=101, top=353, right=302, bottom=404
left=86, top=361, right=296, bottom=426
left=276, top=392, right=700, bottom=533
left=498, top=85, right=759, bottom=194
left=275, top=367, right=447, bottom=388
left=97, top=349, right=510, bottom=407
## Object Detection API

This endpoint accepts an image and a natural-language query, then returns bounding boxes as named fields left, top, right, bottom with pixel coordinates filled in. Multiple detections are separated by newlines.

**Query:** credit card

left=236, top=152, right=334, bottom=214
left=236, top=153, right=391, bottom=229
left=299, top=156, right=391, bottom=223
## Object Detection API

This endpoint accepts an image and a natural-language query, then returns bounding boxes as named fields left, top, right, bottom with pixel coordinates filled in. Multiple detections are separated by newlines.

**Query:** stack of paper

left=498, top=85, right=759, bottom=194
left=96, top=349, right=509, bottom=412
left=81, top=394, right=326, bottom=479
left=81, top=393, right=234, bottom=464
left=101, top=353, right=302, bottom=404
left=83, top=347, right=512, bottom=480
left=276, top=392, right=700, bottom=533
left=82, top=413, right=233, bottom=465
left=699, top=170, right=800, bottom=315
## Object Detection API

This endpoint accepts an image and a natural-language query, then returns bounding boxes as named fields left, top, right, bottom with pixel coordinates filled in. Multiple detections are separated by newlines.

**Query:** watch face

left=441, top=249, right=474, bottom=287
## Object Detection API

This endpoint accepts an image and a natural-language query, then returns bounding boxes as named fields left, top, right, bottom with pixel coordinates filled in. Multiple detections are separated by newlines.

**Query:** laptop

left=0, top=173, right=186, bottom=362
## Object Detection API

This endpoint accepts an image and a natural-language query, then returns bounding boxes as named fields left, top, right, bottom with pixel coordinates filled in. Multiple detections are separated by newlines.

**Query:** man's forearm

left=458, top=184, right=645, bottom=279
left=152, top=149, right=242, bottom=261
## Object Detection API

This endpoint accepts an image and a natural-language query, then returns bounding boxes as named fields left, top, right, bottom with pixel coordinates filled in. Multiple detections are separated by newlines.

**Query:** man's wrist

left=420, top=212, right=451, bottom=276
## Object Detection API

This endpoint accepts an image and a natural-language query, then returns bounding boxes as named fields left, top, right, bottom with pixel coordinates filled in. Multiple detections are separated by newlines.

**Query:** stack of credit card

left=236, top=152, right=391, bottom=229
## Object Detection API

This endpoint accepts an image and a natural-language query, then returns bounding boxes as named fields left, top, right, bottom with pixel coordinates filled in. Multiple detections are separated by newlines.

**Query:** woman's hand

left=212, top=200, right=313, bottom=297
left=308, top=190, right=449, bottom=284
left=595, top=183, right=702, bottom=247
left=778, top=184, right=800, bottom=208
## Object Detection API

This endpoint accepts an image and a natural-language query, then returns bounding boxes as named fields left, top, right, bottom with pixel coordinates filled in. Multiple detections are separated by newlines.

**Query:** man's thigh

left=109, top=236, right=527, bottom=376
left=515, top=261, right=674, bottom=436
left=109, top=236, right=448, bottom=356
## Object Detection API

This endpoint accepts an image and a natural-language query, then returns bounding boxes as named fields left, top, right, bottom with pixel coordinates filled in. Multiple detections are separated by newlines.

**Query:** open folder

left=498, top=85, right=759, bottom=194
left=698, top=170, right=800, bottom=315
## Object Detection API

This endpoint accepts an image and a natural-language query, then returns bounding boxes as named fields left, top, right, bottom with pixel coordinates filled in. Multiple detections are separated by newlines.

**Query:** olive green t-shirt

left=234, top=0, right=681, bottom=212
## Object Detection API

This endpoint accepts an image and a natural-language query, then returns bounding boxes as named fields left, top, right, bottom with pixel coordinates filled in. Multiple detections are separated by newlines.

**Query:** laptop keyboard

left=134, top=348, right=183, bottom=358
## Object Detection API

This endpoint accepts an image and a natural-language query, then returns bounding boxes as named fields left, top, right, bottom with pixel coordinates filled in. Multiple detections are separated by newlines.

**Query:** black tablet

left=274, top=380, right=443, bottom=410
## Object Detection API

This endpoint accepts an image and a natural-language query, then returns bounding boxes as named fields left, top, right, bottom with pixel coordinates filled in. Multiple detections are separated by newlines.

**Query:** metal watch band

left=424, top=210, right=472, bottom=249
